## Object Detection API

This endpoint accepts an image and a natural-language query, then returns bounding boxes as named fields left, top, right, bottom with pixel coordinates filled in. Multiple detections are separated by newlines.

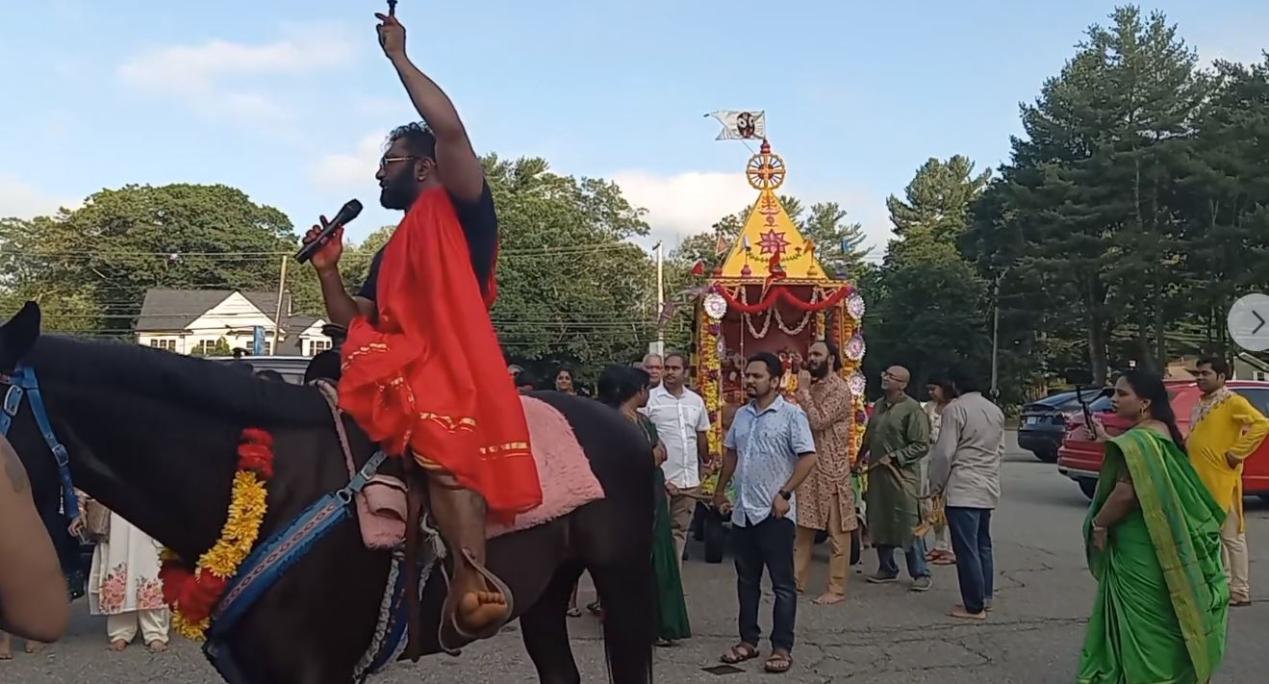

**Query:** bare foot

left=457, top=590, right=509, bottom=635
left=812, top=592, right=846, bottom=606
left=955, top=602, right=993, bottom=612
left=109, top=640, right=128, bottom=652
left=0, top=632, right=12, bottom=660
left=23, top=641, right=43, bottom=654
left=146, top=641, right=168, bottom=653
left=950, top=606, right=988, bottom=621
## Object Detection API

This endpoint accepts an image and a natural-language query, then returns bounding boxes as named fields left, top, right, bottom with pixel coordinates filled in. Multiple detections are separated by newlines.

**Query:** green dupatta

left=1080, top=427, right=1228, bottom=683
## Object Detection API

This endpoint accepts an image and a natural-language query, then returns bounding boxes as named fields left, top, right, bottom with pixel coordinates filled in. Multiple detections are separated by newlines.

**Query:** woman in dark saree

left=597, top=365, right=690, bottom=644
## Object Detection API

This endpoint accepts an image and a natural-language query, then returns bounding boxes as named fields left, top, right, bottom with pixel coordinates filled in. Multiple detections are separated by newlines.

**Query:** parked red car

left=1057, top=380, right=1269, bottom=500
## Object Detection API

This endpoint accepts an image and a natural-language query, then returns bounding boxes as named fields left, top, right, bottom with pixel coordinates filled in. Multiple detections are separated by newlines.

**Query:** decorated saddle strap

left=354, top=547, right=437, bottom=682
left=209, top=451, right=388, bottom=636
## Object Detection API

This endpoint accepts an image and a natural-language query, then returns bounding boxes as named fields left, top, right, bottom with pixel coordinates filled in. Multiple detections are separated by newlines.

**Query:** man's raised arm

left=376, top=10, right=485, bottom=202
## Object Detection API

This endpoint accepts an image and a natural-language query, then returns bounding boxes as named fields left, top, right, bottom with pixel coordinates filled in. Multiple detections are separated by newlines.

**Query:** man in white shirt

left=642, top=353, right=664, bottom=389
left=644, top=351, right=710, bottom=566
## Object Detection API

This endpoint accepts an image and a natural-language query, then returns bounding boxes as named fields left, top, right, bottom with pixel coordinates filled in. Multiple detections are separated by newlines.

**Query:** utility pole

left=654, top=241, right=665, bottom=356
left=989, top=266, right=1011, bottom=400
left=272, top=254, right=288, bottom=355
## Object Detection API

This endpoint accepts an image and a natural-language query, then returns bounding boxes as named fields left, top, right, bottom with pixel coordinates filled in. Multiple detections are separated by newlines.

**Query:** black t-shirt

left=357, top=182, right=498, bottom=301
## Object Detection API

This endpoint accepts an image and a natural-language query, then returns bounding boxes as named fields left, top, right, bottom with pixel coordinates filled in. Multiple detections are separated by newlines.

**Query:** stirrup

left=437, top=548, right=515, bottom=654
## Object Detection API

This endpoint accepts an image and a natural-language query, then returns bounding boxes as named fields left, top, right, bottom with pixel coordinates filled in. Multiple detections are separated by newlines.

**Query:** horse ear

left=0, top=301, right=42, bottom=372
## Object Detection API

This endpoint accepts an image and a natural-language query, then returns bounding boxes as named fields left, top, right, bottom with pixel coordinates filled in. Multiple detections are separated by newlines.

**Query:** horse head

left=0, top=302, right=68, bottom=528
left=0, top=301, right=236, bottom=559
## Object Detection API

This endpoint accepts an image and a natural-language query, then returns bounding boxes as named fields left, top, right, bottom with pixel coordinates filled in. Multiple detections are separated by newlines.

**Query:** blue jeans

left=876, top=537, right=930, bottom=579
left=732, top=515, right=797, bottom=653
left=946, top=506, right=994, bottom=613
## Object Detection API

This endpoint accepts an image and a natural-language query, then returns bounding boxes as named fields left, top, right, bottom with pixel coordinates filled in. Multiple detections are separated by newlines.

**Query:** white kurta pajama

left=88, top=511, right=170, bottom=645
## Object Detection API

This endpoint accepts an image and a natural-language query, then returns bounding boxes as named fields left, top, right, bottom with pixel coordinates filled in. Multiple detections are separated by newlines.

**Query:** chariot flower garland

left=160, top=428, right=274, bottom=640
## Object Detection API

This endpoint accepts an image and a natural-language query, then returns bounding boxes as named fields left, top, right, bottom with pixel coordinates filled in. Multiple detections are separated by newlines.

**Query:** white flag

left=707, top=110, right=766, bottom=140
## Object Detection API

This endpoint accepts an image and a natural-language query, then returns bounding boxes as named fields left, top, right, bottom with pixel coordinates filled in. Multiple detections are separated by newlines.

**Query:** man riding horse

left=304, top=9, right=540, bottom=644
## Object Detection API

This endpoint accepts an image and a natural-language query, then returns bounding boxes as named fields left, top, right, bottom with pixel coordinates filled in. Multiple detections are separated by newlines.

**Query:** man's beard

left=380, top=183, right=416, bottom=211
left=810, top=362, right=830, bottom=379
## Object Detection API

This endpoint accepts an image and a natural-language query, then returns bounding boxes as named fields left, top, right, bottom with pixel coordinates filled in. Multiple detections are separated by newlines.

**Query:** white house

left=135, top=288, right=332, bottom=357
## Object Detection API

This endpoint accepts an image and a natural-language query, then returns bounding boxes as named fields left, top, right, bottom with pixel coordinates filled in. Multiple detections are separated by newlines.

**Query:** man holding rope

left=928, top=366, right=1004, bottom=620
left=859, top=366, right=932, bottom=591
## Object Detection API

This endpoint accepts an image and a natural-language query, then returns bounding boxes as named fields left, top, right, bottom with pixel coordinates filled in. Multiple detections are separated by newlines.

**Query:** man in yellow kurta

left=1188, top=357, right=1269, bottom=607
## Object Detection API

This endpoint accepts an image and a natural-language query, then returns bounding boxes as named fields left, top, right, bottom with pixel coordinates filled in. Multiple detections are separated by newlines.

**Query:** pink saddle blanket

left=355, top=395, right=605, bottom=549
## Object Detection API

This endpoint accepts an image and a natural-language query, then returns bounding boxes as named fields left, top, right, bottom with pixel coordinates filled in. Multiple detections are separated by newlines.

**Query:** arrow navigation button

left=1228, top=294, right=1269, bottom=352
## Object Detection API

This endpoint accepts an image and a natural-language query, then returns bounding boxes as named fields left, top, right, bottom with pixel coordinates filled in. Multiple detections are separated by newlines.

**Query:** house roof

left=1236, top=352, right=1269, bottom=373
left=135, top=288, right=292, bottom=332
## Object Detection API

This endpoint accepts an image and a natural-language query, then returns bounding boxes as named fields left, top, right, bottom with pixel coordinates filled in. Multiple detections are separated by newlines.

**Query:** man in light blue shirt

left=713, top=352, right=817, bottom=674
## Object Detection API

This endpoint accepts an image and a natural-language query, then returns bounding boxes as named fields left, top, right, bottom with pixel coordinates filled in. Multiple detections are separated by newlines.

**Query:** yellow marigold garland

left=160, top=428, right=274, bottom=641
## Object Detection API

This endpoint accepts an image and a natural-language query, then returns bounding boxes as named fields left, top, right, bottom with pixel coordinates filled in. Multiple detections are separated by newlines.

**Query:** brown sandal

left=720, top=642, right=759, bottom=664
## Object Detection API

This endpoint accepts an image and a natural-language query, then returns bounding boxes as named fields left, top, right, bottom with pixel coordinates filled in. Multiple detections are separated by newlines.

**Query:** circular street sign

left=1228, top=293, right=1269, bottom=352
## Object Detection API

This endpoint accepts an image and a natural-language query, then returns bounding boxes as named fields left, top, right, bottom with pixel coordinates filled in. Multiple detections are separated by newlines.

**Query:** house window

left=309, top=339, right=332, bottom=356
left=1256, top=371, right=1267, bottom=382
left=148, top=338, right=177, bottom=352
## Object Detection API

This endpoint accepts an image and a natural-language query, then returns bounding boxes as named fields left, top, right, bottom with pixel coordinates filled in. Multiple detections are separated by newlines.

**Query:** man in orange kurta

left=792, top=340, right=857, bottom=605
left=304, top=10, right=540, bottom=642
left=1188, top=357, right=1269, bottom=607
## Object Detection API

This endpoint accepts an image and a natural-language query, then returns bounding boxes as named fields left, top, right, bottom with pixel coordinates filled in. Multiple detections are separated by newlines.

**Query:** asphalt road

left=4, top=432, right=1268, bottom=683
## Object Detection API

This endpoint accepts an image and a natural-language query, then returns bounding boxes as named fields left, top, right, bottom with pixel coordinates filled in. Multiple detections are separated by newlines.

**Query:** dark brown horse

left=0, top=303, right=654, bottom=684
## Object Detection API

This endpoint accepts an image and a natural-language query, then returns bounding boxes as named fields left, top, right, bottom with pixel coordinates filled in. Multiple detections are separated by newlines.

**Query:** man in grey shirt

left=928, top=365, right=1004, bottom=621
left=714, top=352, right=817, bottom=674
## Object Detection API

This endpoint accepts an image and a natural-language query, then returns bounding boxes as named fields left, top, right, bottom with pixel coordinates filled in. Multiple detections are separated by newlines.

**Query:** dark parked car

left=1017, top=391, right=1080, bottom=462
left=1017, top=389, right=1108, bottom=462
left=212, top=355, right=314, bottom=384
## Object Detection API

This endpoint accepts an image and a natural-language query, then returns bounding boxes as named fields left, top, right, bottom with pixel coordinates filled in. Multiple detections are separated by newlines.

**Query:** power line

left=0, top=242, right=645, bottom=259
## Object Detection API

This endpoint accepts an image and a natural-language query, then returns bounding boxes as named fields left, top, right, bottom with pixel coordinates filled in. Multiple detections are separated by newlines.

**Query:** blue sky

left=1, top=1, right=1265, bottom=255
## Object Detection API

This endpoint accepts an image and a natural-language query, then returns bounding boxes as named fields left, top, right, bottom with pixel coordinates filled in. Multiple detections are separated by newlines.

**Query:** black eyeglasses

left=378, top=155, right=419, bottom=171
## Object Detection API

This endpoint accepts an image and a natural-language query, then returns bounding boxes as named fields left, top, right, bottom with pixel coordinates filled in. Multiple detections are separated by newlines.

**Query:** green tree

left=866, top=156, right=992, bottom=397
left=885, top=155, right=990, bottom=264
left=978, top=6, right=1208, bottom=382
left=483, top=155, right=656, bottom=372
left=1173, top=57, right=1269, bottom=356
left=801, top=201, right=872, bottom=279
left=0, top=184, right=300, bottom=334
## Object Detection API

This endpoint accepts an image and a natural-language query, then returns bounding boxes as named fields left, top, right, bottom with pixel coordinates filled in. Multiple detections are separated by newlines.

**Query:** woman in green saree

left=1078, top=370, right=1228, bottom=684
left=597, top=365, right=691, bottom=645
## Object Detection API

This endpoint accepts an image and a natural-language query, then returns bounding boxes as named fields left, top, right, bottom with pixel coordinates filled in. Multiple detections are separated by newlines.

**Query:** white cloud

left=0, top=176, right=77, bottom=220
left=116, top=22, right=355, bottom=125
left=310, top=133, right=385, bottom=192
left=610, top=171, right=756, bottom=248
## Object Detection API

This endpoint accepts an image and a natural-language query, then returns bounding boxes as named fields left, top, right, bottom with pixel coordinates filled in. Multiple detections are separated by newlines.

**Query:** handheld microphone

left=295, top=199, right=362, bottom=264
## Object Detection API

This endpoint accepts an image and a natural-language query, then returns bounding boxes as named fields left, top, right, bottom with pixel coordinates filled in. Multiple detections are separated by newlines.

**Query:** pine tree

left=800, top=202, right=872, bottom=279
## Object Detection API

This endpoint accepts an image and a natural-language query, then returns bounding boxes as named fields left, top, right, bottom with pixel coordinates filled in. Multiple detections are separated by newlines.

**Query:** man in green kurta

left=860, top=366, right=933, bottom=590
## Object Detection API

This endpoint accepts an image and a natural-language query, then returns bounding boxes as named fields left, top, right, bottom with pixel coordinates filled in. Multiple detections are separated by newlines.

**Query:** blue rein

left=0, top=364, right=80, bottom=521
left=203, top=450, right=391, bottom=684
left=0, top=362, right=403, bottom=683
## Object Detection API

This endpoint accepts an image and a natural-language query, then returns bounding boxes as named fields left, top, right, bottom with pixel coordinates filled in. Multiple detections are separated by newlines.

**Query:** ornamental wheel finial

left=746, top=140, right=786, bottom=190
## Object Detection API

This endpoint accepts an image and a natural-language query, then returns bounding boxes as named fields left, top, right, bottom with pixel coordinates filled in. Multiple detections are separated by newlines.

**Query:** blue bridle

left=0, top=364, right=80, bottom=521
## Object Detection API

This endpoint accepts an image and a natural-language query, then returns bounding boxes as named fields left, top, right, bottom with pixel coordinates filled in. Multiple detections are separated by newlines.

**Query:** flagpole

left=655, top=241, right=665, bottom=355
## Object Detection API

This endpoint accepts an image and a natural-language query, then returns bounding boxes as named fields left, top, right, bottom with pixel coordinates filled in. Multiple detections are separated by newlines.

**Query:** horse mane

left=28, top=335, right=332, bottom=427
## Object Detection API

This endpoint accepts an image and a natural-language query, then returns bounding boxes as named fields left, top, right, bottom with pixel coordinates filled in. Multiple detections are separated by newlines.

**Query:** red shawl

left=338, top=186, right=541, bottom=518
